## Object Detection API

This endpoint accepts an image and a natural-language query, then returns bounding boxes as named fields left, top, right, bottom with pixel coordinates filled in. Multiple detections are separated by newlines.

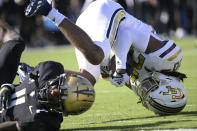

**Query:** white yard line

left=70, top=118, right=197, bottom=125
left=187, top=105, right=197, bottom=107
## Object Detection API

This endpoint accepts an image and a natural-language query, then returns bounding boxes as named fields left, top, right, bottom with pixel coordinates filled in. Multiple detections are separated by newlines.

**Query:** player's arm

left=0, top=121, right=21, bottom=131
left=58, top=19, right=104, bottom=65
left=25, top=0, right=104, bottom=65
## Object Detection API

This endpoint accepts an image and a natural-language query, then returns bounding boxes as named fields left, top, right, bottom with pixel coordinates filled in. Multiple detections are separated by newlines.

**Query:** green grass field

left=19, top=37, right=197, bottom=130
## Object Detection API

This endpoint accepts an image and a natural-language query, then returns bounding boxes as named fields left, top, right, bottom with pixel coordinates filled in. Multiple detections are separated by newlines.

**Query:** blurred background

left=0, top=0, right=197, bottom=47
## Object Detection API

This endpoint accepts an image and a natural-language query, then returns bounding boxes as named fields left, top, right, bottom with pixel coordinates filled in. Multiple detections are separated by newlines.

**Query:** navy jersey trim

left=106, top=8, right=124, bottom=38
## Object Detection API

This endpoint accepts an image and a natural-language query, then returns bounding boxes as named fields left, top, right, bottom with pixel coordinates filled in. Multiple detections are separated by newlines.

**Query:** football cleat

left=25, top=0, right=52, bottom=17
left=17, top=63, right=34, bottom=83
left=100, top=65, right=112, bottom=78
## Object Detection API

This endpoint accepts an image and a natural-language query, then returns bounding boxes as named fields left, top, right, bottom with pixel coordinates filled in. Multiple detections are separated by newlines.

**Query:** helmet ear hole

left=60, top=74, right=95, bottom=116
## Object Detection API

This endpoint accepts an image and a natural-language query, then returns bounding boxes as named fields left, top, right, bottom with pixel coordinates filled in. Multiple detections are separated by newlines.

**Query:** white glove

left=110, top=71, right=130, bottom=87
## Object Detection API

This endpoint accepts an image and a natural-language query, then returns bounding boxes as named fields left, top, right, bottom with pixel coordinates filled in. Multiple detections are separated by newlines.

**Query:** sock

left=47, top=8, right=66, bottom=26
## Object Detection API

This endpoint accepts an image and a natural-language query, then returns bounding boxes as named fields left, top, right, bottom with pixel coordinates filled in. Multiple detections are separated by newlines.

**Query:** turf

left=18, top=37, right=197, bottom=130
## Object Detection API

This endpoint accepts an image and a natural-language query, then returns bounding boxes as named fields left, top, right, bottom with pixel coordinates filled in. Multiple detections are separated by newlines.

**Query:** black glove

left=0, top=84, right=14, bottom=110
left=100, top=65, right=112, bottom=78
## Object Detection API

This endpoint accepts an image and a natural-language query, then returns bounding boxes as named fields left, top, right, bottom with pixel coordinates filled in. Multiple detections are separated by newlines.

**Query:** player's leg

left=25, top=0, right=104, bottom=65
left=0, top=21, right=25, bottom=85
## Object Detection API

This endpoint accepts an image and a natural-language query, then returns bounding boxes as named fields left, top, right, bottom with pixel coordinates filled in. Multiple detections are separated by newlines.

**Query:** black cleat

left=25, top=0, right=52, bottom=17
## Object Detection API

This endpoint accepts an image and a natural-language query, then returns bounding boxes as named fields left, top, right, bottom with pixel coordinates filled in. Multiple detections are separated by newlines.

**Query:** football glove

left=100, top=65, right=112, bottom=78
left=0, top=84, right=14, bottom=110
left=25, top=0, right=52, bottom=17
left=110, top=71, right=130, bottom=87
left=17, top=62, right=34, bottom=83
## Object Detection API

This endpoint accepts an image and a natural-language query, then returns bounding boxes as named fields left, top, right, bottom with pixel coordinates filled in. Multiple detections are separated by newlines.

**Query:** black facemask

left=37, top=74, right=68, bottom=113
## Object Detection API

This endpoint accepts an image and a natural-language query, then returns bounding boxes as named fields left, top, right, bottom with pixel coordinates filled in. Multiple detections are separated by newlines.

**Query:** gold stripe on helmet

left=168, top=49, right=182, bottom=61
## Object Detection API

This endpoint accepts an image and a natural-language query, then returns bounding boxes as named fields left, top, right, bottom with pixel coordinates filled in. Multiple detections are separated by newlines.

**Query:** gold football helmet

left=39, top=73, right=95, bottom=116
left=60, top=74, right=95, bottom=115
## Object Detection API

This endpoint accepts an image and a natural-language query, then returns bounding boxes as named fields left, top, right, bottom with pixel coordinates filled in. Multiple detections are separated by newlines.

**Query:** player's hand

left=100, top=65, right=112, bottom=78
left=110, top=71, right=130, bottom=87
left=0, top=84, right=14, bottom=110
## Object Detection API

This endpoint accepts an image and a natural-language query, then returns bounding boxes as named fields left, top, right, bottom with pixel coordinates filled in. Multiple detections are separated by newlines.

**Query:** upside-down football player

left=0, top=19, right=95, bottom=131
left=72, top=0, right=188, bottom=115
left=70, top=0, right=188, bottom=115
